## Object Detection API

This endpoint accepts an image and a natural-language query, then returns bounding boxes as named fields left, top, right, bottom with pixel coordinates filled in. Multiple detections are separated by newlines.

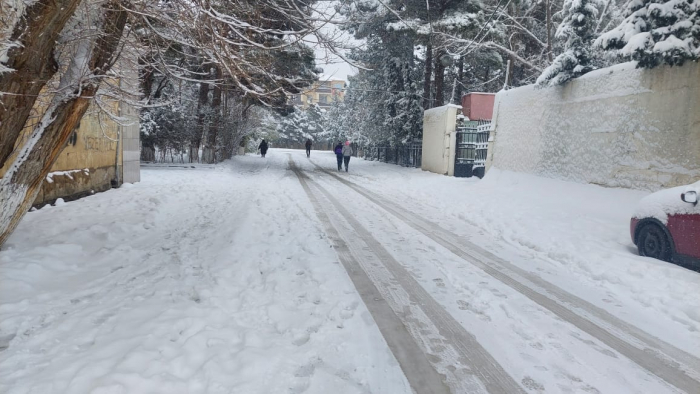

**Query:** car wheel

left=637, top=223, right=672, bottom=262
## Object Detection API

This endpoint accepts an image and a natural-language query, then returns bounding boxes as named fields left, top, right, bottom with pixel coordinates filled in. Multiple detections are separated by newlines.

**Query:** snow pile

left=45, top=168, right=90, bottom=183
left=633, top=180, right=700, bottom=223
left=0, top=154, right=409, bottom=394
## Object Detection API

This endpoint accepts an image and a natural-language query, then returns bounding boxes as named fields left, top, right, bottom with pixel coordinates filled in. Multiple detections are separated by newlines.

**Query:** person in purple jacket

left=334, top=142, right=343, bottom=171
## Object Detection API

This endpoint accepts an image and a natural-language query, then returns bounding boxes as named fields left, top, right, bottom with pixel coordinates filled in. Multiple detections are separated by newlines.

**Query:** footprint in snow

left=521, top=376, right=545, bottom=392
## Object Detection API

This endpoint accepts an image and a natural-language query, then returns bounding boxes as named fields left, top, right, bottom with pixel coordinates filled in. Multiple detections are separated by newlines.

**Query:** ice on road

left=1, top=149, right=699, bottom=394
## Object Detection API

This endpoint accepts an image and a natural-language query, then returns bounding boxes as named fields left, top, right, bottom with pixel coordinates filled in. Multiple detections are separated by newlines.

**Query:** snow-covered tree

left=537, top=0, right=601, bottom=86
left=0, top=0, right=345, bottom=247
left=275, top=104, right=327, bottom=147
left=595, top=0, right=700, bottom=68
left=302, top=104, right=326, bottom=140
left=384, top=59, right=424, bottom=144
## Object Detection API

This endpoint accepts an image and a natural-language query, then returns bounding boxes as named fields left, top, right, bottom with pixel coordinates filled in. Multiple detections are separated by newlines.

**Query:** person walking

left=334, top=142, right=343, bottom=171
left=342, top=141, right=353, bottom=172
left=305, top=139, right=312, bottom=158
left=258, top=139, right=269, bottom=158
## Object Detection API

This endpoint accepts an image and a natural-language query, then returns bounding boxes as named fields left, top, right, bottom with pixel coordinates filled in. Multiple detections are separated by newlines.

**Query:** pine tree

left=595, top=0, right=700, bottom=68
left=537, top=0, right=601, bottom=86
left=275, top=104, right=327, bottom=147
left=302, top=104, right=326, bottom=140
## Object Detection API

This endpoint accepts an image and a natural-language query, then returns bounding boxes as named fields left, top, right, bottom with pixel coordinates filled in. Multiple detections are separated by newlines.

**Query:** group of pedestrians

left=306, top=139, right=354, bottom=171
left=304, top=139, right=354, bottom=172
left=258, top=138, right=354, bottom=172
left=334, top=141, right=353, bottom=172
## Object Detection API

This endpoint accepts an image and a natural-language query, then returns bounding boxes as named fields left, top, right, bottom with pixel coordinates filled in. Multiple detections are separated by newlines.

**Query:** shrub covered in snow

left=537, top=0, right=601, bottom=87
left=595, top=0, right=700, bottom=68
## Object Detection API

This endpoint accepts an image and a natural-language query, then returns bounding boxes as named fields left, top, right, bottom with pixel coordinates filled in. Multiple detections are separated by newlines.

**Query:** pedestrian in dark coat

left=334, top=142, right=343, bottom=171
left=305, top=139, right=312, bottom=157
left=259, top=139, right=269, bottom=158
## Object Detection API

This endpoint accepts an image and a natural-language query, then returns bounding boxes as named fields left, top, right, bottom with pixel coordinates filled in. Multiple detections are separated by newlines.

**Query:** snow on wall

left=487, top=61, right=700, bottom=191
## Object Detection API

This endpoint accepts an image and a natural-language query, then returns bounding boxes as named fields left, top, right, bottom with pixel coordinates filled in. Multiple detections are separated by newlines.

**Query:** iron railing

left=361, top=141, right=422, bottom=168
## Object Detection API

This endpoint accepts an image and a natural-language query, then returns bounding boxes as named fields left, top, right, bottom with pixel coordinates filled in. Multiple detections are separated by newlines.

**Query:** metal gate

left=454, top=120, right=490, bottom=178
left=472, top=123, right=491, bottom=178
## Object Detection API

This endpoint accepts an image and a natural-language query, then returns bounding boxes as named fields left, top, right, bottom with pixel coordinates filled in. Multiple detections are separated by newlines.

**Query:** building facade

left=290, top=76, right=346, bottom=109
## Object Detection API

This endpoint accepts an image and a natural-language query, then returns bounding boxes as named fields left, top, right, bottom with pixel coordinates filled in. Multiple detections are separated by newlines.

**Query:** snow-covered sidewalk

left=0, top=154, right=409, bottom=394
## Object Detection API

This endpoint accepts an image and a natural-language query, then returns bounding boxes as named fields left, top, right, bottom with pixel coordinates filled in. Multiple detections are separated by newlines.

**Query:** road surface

left=2, top=148, right=698, bottom=394
left=289, top=150, right=700, bottom=394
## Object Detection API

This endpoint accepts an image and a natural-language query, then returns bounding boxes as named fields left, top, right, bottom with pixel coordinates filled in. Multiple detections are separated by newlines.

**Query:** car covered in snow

left=631, top=181, right=700, bottom=266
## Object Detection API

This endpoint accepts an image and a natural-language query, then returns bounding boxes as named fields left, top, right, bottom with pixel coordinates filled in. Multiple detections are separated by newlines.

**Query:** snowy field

left=1, top=148, right=699, bottom=393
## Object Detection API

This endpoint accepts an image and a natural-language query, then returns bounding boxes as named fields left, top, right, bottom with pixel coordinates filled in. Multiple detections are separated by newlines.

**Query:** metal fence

left=454, top=120, right=491, bottom=178
left=361, top=141, right=423, bottom=168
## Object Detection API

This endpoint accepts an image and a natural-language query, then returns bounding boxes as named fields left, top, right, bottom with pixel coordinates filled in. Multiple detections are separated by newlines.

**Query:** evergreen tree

left=301, top=104, right=326, bottom=140
left=595, top=0, right=700, bottom=68
left=276, top=110, right=304, bottom=145
left=275, top=104, right=327, bottom=147
left=537, top=0, right=601, bottom=86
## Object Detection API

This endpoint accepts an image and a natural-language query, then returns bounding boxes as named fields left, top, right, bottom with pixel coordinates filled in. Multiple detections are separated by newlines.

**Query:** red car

left=631, top=181, right=700, bottom=266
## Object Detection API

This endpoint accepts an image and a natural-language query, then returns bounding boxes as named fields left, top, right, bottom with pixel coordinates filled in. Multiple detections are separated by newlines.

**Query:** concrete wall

left=34, top=100, right=125, bottom=205
left=486, top=61, right=700, bottom=191
left=421, top=105, right=460, bottom=176
left=0, top=77, right=140, bottom=206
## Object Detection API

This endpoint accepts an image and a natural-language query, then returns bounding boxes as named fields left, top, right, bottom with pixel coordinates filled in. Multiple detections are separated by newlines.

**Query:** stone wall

left=486, top=62, right=700, bottom=191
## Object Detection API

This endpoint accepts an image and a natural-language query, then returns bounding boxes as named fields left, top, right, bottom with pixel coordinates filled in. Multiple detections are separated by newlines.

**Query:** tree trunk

left=205, top=67, right=222, bottom=163
left=456, top=56, right=464, bottom=103
left=434, top=50, right=445, bottom=108
left=508, top=55, right=516, bottom=87
left=546, top=0, right=553, bottom=62
left=422, top=42, right=432, bottom=110
left=0, top=0, right=83, bottom=170
left=0, top=0, right=128, bottom=248
left=221, top=90, right=234, bottom=160
left=190, top=75, right=210, bottom=163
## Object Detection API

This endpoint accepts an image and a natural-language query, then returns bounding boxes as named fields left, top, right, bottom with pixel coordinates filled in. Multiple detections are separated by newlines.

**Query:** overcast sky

left=310, top=1, right=360, bottom=82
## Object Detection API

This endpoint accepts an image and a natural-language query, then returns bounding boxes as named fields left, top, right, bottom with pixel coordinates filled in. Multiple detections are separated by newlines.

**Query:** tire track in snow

left=309, top=161, right=700, bottom=394
left=290, top=156, right=524, bottom=394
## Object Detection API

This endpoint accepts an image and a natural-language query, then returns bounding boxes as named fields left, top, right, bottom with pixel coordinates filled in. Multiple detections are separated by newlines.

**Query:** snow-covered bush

left=595, top=0, right=700, bottom=68
left=537, top=0, right=601, bottom=86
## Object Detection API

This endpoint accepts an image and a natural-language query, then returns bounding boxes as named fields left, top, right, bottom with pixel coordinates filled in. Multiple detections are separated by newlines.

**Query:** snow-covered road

left=1, top=149, right=699, bottom=394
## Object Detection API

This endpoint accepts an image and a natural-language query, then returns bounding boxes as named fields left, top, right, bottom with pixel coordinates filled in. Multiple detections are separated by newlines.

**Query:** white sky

left=309, top=1, right=360, bottom=82
left=317, top=56, right=357, bottom=82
